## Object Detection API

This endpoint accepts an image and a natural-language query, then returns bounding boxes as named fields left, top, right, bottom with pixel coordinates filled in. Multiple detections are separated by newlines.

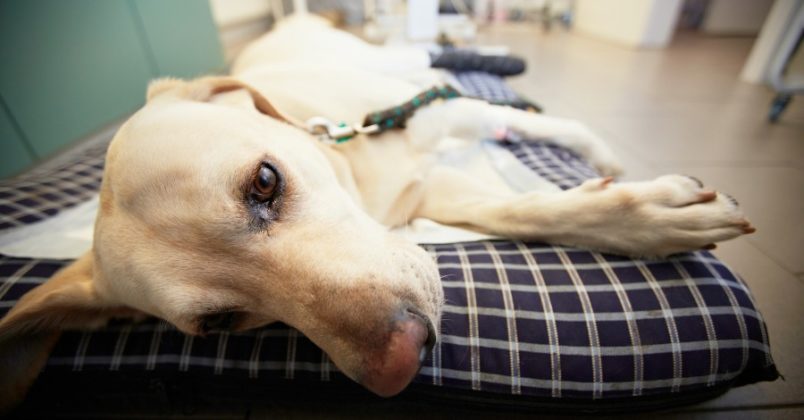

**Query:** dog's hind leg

left=406, top=98, right=623, bottom=176
left=413, top=166, right=754, bottom=258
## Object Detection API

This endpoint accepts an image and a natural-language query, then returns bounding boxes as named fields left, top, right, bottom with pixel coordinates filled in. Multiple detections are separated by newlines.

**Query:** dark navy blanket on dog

left=0, top=73, right=778, bottom=414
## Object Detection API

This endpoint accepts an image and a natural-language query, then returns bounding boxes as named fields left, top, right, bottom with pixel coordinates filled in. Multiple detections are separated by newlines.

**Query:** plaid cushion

left=455, top=71, right=521, bottom=103
left=0, top=76, right=778, bottom=410
left=0, top=141, right=106, bottom=231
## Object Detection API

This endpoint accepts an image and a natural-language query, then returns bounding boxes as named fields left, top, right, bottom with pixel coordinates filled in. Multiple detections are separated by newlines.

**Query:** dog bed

left=0, top=72, right=778, bottom=416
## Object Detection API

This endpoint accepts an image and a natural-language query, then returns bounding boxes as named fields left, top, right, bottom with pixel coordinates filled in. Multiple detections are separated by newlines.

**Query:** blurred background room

left=0, top=0, right=802, bottom=418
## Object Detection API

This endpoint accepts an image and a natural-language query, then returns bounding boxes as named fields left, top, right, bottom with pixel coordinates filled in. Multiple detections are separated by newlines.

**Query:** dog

left=0, top=15, right=754, bottom=410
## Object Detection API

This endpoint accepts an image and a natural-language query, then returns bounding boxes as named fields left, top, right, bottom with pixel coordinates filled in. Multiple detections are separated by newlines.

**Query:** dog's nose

left=360, top=308, right=435, bottom=397
left=409, top=307, right=436, bottom=364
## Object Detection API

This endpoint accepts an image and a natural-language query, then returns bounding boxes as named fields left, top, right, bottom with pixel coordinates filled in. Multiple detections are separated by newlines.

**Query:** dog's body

left=0, top=15, right=754, bottom=410
left=230, top=16, right=751, bottom=255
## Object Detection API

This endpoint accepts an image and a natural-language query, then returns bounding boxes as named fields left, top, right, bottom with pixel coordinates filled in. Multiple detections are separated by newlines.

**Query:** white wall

left=643, top=0, right=685, bottom=46
left=741, top=0, right=804, bottom=84
left=208, top=0, right=275, bottom=63
left=574, top=0, right=683, bottom=48
left=209, top=0, right=272, bottom=28
left=702, top=0, right=774, bottom=35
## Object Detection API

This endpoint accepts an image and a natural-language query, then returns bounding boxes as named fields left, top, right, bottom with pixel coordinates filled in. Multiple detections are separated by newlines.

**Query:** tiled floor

left=475, top=24, right=803, bottom=417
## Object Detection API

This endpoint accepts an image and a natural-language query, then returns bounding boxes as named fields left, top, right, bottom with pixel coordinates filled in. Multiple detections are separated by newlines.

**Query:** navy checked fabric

left=506, top=142, right=600, bottom=190
left=0, top=141, right=107, bottom=230
left=0, top=244, right=778, bottom=400
left=0, top=75, right=778, bottom=404
left=455, top=71, right=521, bottom=103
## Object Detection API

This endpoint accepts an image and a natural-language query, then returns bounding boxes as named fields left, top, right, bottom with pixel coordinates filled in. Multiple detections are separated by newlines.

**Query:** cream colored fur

left=0, top=14, right=754, bottom=411
left=231, top=15, right=752, bottom=254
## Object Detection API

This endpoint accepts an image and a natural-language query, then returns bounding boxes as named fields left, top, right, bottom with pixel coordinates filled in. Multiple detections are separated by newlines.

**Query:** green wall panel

left=0, top=0, right=154, bottom=159
left=0, top=98, right=35, bottom=178
left=132, top=0, right=225, bottom=78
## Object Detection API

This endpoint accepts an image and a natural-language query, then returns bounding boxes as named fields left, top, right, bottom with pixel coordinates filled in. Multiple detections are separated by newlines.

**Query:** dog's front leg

left=414, top=167, right=753, bottom=258
left=406, top=98, right=623, bottom=176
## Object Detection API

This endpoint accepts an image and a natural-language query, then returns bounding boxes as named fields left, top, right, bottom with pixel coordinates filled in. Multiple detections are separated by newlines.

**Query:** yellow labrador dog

left=0, top=15, right=754, bottom=409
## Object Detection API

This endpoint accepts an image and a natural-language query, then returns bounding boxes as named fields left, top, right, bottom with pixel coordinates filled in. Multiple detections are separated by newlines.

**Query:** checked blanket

left=0, top=72, right=778, bottom=409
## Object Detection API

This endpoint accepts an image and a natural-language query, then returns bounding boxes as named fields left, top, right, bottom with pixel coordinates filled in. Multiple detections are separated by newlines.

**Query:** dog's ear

left=146, top=76, right=297, bottom=125
left=0, top=252, right=140, bottom=413
left=146, top=77, right=185, bottom=100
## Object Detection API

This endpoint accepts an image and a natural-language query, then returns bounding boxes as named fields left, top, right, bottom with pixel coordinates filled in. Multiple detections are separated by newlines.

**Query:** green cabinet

left=0, top=101, right=35, bottom=176
left=0, top=0, right=224, bottom=178
left=132, top=0, right=225, bottom=78
left=0, top=0, right=155, bottom=161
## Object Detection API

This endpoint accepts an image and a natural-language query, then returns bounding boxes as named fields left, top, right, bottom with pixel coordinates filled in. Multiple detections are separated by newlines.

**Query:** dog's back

left=232, top=14, right=431, bottom=77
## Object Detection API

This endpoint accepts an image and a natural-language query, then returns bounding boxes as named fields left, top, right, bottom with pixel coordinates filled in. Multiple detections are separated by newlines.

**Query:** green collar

left=306, top=85, right=462, bottom=144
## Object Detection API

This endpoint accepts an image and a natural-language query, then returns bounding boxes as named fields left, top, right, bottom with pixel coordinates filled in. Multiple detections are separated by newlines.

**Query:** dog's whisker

left=442, top=297, right=457, bottom=305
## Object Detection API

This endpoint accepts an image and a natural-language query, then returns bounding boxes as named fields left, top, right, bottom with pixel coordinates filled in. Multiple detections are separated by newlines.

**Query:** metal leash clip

left=306, top=117, right=379, bottom=144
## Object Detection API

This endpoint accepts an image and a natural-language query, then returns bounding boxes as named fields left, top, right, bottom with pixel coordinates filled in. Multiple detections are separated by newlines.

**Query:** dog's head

left=0, top=77, right=443, bottom=406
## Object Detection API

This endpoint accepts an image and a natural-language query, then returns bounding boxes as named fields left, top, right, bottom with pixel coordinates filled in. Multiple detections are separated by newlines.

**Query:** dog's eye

left=200, top=312, right=237, bottom=334
left=251, top=164, right=278, bottom=202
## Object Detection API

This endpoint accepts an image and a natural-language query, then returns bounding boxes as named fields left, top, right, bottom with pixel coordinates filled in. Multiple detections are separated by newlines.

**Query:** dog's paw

left=572, top=174, right=754, bottom=257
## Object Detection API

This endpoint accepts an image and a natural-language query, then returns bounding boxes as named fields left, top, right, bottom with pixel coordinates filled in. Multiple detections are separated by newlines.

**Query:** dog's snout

left=360, top=307, right=435, bottom=397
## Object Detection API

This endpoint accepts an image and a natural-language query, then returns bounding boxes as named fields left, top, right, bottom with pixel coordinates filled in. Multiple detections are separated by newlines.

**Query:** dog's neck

left=312, top=139, right=365, bottom=207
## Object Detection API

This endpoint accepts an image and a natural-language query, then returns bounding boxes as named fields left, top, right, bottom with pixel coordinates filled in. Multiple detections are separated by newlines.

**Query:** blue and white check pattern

left=455, top=71, right=521, bottom=103
left=506, top=141, right=600, bottom=190
left=419, top=242, right=774, bottom=398
left=0, top=142, right=106, bottom=231
left=0, top=75, right=778, bottom=404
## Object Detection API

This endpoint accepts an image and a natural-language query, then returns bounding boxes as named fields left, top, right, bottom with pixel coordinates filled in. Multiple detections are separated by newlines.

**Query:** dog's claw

left=685, top=175, right=705, bottom=188
left=723, top=193, right=739, bottom=207
left=703, top=243, right=717, bottom=250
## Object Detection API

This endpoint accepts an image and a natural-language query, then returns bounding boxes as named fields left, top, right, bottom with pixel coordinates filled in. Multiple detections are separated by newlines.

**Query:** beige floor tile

left=589, top=111, right=804, bottom=170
